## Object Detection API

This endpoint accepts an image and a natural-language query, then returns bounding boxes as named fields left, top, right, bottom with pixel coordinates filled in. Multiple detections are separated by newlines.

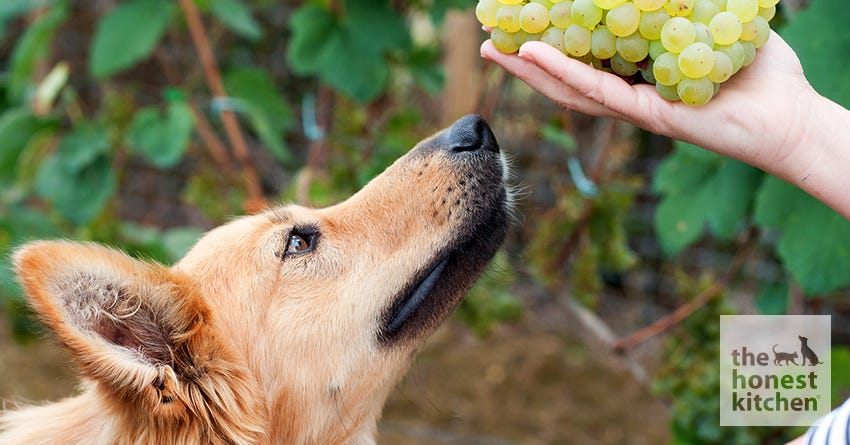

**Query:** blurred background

left=1, top=0, right=849, bottom=443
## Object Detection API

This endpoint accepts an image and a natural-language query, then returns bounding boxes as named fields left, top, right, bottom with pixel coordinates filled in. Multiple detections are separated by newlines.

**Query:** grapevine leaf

left=0, top=108, right=43, bottom=179
left=0, top=0, right=42, bottom=40
left=286, top=5, right=337, bottom=75
left=286, top=0, right=411, bottom=102
left=653, top=142, right=762, bottom=255
left=223, top=68, right=291, bottom=162
left=781, top=0, right=850, bottom=108
left=89, top=0, right=175, bottom=78
left=54, top=123, right=109, bottom=173
left=209, top=0, right=263, bottom=41
left=35, top=154, right=116, bottom=225
left=8, top=3, right=68, bottom=103
left=429, top=0, right=476, bottom=23
left=126, top=99, right=194, bottom=168
left=754, top=176, right=850, bottom=295
left=755, top=281, right=787, bottom=315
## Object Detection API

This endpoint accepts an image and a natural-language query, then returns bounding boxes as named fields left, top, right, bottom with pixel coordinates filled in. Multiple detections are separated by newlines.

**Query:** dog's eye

left=285, top=231, right=317, bottom=256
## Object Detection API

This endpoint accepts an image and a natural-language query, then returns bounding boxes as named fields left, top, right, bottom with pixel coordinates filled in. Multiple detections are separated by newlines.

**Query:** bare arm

left=481, top=32, right=850, bottom=220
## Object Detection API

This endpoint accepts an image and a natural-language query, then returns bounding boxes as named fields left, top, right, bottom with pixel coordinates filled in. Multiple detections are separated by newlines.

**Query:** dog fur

left=0, top=115, right=511, bottom=445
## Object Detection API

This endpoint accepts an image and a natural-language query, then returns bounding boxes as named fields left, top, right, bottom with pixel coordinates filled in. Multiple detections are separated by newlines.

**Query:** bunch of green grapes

left=476, top=0, right=778, bottom=106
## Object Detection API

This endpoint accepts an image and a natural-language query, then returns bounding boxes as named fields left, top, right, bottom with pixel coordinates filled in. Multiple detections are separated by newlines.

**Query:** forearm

left=776, top=93, right=850, bottom=220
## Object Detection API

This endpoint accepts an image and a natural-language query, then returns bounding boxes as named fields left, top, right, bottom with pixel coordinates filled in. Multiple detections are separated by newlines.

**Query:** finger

left=517, top=41, right=649, bottom=120
left=481, top=40, right=618, bottom=118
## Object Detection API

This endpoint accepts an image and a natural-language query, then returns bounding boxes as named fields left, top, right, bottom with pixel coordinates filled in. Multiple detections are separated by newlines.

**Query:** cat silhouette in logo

left=799, top=335, right=823, bottom=366
left=773, top=344, right=798, bottom=366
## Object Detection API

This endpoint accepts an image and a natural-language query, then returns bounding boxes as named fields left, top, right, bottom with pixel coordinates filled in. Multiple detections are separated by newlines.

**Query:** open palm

left=480, top=32, right=814, bottom=175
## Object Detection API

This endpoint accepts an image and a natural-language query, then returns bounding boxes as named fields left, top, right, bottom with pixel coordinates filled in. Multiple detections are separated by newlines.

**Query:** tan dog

left=0, top=114, right=511, bottom=445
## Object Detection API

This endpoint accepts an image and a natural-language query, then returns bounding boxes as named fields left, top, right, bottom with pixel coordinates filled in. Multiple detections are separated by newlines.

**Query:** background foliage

left=1, top=0, right=849, bottom=443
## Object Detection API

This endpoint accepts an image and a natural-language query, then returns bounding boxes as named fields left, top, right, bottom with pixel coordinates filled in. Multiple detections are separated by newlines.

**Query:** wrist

left=780, top=93, right=850, bottom=219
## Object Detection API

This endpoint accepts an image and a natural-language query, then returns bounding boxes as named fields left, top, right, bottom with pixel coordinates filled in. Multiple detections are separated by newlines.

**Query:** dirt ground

left=0, top=306, right=669, bottom=445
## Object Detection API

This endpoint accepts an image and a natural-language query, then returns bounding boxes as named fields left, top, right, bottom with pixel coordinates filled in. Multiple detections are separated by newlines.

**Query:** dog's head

left=11, top=114, right=511, bottom=443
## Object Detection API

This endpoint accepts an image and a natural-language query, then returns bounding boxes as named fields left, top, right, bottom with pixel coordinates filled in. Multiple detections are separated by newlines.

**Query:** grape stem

left=612, top=227, right=758, bottom=353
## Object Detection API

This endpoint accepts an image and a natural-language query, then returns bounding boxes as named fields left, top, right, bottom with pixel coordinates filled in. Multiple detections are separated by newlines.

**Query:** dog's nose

left=446, top=114, right=499, bottom=154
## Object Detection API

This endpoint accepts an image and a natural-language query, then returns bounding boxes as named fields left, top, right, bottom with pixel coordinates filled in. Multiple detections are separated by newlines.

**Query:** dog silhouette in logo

left=772, top=344, right=798, bottom=366
left=799, top=335, right=823, bottom=366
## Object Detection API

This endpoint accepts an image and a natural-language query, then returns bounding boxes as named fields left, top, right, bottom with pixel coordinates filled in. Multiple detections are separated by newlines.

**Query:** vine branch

left=178, top=0, right=266, bottom=213
left=613, top=228, right=759, bottom=353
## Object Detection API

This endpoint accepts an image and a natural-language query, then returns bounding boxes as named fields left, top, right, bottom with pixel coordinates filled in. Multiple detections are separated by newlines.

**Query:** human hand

left=480, top=31, right=816, bottom=179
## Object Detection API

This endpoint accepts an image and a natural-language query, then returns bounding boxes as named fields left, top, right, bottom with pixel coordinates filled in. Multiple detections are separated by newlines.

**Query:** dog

left=0, top=114, right=512, bottom=444
left=772, top=344, right=798, bottom=366
left=799, top=335, right=823, bottom=366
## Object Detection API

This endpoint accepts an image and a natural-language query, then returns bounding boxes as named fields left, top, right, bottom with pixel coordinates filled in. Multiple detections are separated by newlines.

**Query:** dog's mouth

left=382, top=256, right=450, bottom=338
left=377, top=198, right=508, bottom=346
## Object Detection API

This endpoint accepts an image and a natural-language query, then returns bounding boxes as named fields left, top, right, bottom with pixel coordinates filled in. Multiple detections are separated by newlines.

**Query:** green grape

left=610, top=53, right=639, bottom=76
left=648, top=39, right=666, bottom=59
left=606, top=2, right=641, bottom=37
left=660, top=17, right=695, bottom=53
left=690, top=0, right=720, bottom=24
left=639, top=9, right=669, bottom=40
left=677, top=42, right=714, bottom=78
left=693, top=22, right=714, bottom=47
left=520, top=2, right=550, bottom=33
left=541, top=27, right=567, bottom=53
left=571, top=0, right=603, bottom=29
left=532, top=0, right=555, bottom=8
left=490, top=28, right=520, bottom=53
left=641, top=60, right=656, bottom=83
left=591, top=25, right=617, bottom=59
left=726, top=0, right=758, bottom=23
left=708, top=11, right=741, bottom=45
left=498, top=0, right=523, bottom=5
left=617, top=33, right=649, bottom=62
left=757, top=0, right=778, bottom=6
left=563, top=23, right=592, bottom=56
left=476, top=0, right=501, bottom=28
left=656, top=83, right=680, bottom=101
left=757, top=5, right=775, bottom=21
left=708, top=50, right=733, bottom=82
left=652, top=51, right=683, bottom=86
left=677, top=76, right=714, bottom=106
left=664, top=0, right=696, bottom=17
left=740, top=40, right=756, bottom=66
left=740, top=15, right=769, bottom=48
left=710, top=0, right=727, bottom=8
left=593, top=0, right=626, bottom=8
left=550, top=1, right=575, bottom=28
left=497, top=4, right=523, bottom=32
left=715, top=41, right=745, bottom=72
left=633, top=0, right=666, bottom=11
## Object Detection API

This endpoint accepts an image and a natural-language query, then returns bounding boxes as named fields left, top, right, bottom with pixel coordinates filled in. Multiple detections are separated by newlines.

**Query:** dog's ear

left=13, top=240, right=222, bottom=409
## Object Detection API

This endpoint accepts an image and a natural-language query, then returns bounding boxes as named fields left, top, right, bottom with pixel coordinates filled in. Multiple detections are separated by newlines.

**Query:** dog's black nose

left=446, top=114, right=499, bottom=154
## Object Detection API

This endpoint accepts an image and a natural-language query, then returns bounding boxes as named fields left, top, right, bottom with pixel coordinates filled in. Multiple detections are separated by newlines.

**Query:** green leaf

left=54, top=122, right=110, bottom=173
left=429, top=0, right=476, bottom=23
left=755, top=176, right=850, bottom=295
left=0, top=108, right=43, bottom=179
left=89, top=0, right=176, bottom=78
left=755, top=281, right=787, bottom=315
left=0, top=0, right=42, bottom=40
left=35, top=154, right=116, bottom=225
left=652, top=142, right=762, bottom=255
left=161, top=227, right=203, bottom=261
left=781, top=0, right=850, bottom=108
left=8, top=3, right=68, bottom=103
left=126, top=99, right=194, bottom=168
left=286, top=4, right=337, bottom=75
left=286, top=0, right=411, bottom=102
left=223, top=68, right=291, bottom=162
left=209, top=0, right=263, bottom=41
left=541, top=123, right=577, bottom=153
